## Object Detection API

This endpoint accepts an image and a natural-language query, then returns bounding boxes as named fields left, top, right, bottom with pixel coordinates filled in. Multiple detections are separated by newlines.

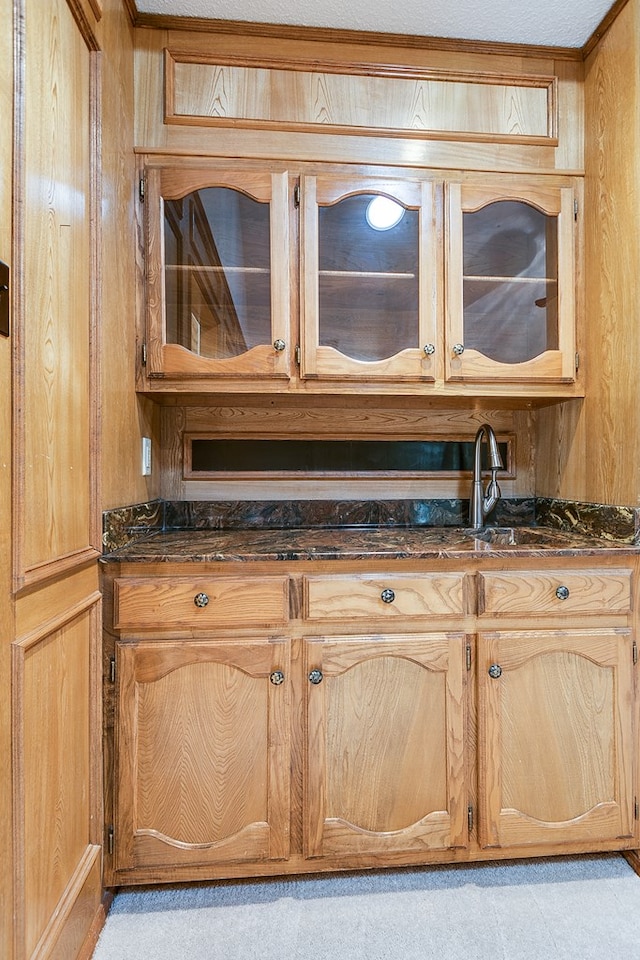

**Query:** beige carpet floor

left=92, top=854, right=640, bottom=960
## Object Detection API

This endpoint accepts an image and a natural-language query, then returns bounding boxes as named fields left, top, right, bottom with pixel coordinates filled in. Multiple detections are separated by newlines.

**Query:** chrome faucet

left=469, top=424, right=504, bottom=529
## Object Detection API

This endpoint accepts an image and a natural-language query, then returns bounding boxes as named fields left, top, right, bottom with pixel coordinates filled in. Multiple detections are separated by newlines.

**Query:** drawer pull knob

left=452, top=343, right=465, bottom=356
left=308, top=669, right=324, bottom=685
left=270, top=670, right=285, bottom=686
left=193, top=592, right=209, bottom=608
left=273, top=338, right=286, bottom=352
left=555, top=585, right=570, bottom=600
left=423, top=343, right=436, bottom=356
left=488, top=664, right=502, bottom=679
left=381, top=588, right=395, bottom=604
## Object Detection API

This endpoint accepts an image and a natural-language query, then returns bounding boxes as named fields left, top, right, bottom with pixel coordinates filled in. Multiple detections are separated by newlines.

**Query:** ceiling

left=134, top=0, right=618, bottom=49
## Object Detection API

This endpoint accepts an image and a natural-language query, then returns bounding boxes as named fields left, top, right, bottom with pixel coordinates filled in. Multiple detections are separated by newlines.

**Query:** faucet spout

left=469, top=424, right=504, bottom=529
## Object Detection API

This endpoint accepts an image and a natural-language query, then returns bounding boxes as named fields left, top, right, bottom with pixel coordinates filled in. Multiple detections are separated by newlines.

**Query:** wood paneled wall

left=0, top=1, right=14, bottom=956
left=99, top=2, right=160, bottom=512
left=134, top=28, right=584, bottom=175
left=537, top=0, right=640, bottom=505
left=160, top=402, right=535, bottom=502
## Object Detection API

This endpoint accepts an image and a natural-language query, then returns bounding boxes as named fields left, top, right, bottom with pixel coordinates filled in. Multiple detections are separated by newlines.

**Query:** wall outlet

left=141, top=436, right=152, bottom=476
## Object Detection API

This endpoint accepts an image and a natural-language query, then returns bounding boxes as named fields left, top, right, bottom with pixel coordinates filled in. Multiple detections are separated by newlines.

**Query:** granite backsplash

left=102, top=497, right=640, bottom=554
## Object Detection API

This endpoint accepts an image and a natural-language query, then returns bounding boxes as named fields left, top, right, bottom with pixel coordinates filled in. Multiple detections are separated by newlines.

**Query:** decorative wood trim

left=33, top=845, right=102, bottom=960
left=14, top=589, right=102, bottom=650
left=133, top=12, right=583, bottom=62
left=164, top=48, right=558, bottom=146
left=582, top=0, right=631, bottom=59
left=20, top=548, right=101, bottom=592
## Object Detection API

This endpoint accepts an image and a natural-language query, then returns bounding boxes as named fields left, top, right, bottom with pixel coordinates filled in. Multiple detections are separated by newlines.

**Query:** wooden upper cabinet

left=445, top=181, right=576, bottom=383
left=300, top=176, right=440, bottom=383
left=144, top=166, right=291, bottom=381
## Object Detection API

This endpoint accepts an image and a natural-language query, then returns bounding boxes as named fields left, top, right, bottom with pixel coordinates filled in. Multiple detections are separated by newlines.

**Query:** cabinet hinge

left=293, top=184, right=300, bottom=207
left=468, top=805, right=474, bottom=834
left=139, top=176, right=146, bottom=203
left=574, top=198, right=578, bottom=221
left=141, top=342, right=147, bottom=367
left=575, top=352, right=580, bottom=372
left=466, top=642, right=472, bottom=671
left=635, top=798, right=639, bottom=820
left=110, top=656, right=116, bottom=683
left=107, top=825, right=114, bottom=855
left=633, top=640, right=637, bottom=665
left=295, top=344, right=301, bottom=366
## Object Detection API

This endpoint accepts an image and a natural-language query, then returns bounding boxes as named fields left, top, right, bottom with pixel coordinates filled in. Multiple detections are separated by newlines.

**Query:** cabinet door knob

left=380, top=588, right=395, bottom=604
left=555, top=585, right=570, bottom=600
left=193, top=592, right=209, bottom=608
left=273, top=339, right=286, bottom=352
left=452, top=343, right=465, bottom=356
left=488, top=664, right=502, bottom=679
left=308, top=669, right=323, bottom=685
left=423, top=343, right=436, bottom=356
left=270, top=670, right=285, bottom=685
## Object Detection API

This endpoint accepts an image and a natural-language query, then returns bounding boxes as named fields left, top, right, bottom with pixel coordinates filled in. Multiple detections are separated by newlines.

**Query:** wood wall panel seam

left=13, top=590, right=102, bottom=650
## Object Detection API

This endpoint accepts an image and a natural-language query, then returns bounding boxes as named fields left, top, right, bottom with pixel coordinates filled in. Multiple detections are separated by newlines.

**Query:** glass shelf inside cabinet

left=318, top=193, right=419, bottom=362
left=463, top=200, right=558, bottom=364
left=163, top=187, right=271, bottom=359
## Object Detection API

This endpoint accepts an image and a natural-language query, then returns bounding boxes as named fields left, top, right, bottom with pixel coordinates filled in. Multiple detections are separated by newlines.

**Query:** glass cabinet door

left=300, top=177, right=439, bottom=382
left=445, top=182, right=576, bottom=382
left=145, top=167, right=290, bottom=381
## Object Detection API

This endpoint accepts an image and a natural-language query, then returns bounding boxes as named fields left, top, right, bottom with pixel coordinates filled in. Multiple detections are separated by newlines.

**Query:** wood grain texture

left=478, top=568, right=632, bottom=616
left=114, top=575, right=290, bottom=629
left=99, top=0, right=161, bottom=511
left=134, top=28, right=582, bottom=174
left=303, top=573, right=467, bottom=619
left=0, top=0, right=13, bottom=953
left=304, top=633, right=467, bottom=857
left=15, top=607, right=94, bottom=957
left=167, top=53, right=554, bottom=145
left=15, top=0, right=96, bottom=586
left=116, top=638, right=290, bottom=869
left=540, top=0, right=640, bottom=505
left=478, top=628, right=634, bottom=848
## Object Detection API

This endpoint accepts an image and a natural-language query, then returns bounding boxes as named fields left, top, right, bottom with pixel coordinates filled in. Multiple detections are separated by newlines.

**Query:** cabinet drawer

left=478, top=569, right=632, bottom=617
left=303, top=573, right=466, bottom=620
left=114, top=576, right=289, bottom=629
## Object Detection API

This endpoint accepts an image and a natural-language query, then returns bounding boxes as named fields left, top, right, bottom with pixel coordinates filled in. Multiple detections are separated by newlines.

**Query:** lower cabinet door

left=114, top=638, right=290, bottom=872
left=478, top=628, right=635, bottom=849
left=304, top=633, right=468, bottom=858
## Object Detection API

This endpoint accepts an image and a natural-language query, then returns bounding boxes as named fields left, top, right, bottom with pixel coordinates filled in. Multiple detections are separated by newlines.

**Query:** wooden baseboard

left=623, top=850, right=640, bottom=877
left=75, top=889, right=115, bottom=960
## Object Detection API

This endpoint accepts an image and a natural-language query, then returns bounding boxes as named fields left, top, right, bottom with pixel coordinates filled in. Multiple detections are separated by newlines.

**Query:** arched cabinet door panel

left=300, top=176, right=441, bottom=384
left=446, top=180, right=576, bottom=383
left=144, top=165, right=292, bottom=382
left=115, top=637, right=291, bottom=871
left=478, top=629, right=634, bottom=850
left=303, top=632, right=468, bottom=859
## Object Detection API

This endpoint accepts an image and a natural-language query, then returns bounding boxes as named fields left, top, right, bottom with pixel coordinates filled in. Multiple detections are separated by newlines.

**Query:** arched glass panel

left=163, top=187, right=271, bottom=358
left=318, top=193, right=419, bottom=362
left=463, top=200, right=558, bottom=364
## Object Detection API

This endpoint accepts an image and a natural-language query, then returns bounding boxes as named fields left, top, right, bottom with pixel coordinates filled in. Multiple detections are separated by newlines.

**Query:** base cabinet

left=303, top=633, right=468, bottom=858
left=114, top=637, right=290, bottom=871
left=478, top=628, right=635, bottom=849
left=104, top=558, right=639, bottom=885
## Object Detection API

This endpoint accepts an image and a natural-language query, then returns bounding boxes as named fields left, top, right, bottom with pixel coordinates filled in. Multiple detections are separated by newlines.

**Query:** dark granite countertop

left=100, top=525, right=640, bottom=564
